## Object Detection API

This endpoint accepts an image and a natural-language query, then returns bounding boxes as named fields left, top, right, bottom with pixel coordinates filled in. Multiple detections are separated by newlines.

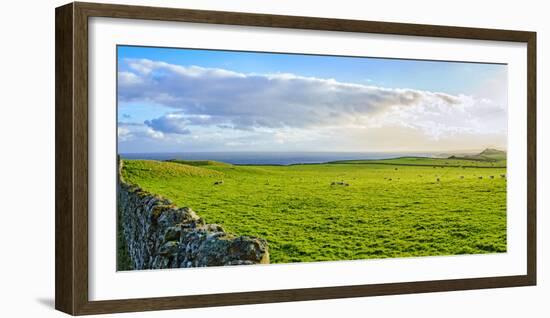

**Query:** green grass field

left=121, top=153, right=507, bottom=264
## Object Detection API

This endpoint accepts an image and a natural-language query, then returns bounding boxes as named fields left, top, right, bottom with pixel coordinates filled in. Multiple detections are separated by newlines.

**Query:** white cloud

left=118, top=122, right=164, bottom=142
left=118, top=58, right=507, bottom=152
left=118, top=71, right=143, bottom=85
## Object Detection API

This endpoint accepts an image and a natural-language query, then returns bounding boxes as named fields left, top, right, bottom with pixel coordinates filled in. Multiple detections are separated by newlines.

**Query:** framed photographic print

left=55, top=2, right=536, bottom=315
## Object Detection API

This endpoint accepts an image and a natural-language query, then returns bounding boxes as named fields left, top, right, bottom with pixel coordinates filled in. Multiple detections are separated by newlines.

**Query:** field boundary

left=117, top=158, right=269, bottom=270
left=327, top=161, right=506, bottom=168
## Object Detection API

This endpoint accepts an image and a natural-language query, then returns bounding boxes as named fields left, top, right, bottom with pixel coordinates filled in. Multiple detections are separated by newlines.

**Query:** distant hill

left=479, top=148, right=506, bottom=157
left=329, top=148, right=506, bottom=168
left=453, top=148, right=506, bottom=161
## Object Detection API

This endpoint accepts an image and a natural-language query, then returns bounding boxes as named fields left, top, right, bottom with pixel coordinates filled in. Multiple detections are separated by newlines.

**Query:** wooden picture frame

left=55, top=1, right=536, bottom=315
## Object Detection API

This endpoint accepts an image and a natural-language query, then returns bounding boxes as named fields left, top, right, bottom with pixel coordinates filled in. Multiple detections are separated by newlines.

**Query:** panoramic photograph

left=116, top=45, right=508, bottom=271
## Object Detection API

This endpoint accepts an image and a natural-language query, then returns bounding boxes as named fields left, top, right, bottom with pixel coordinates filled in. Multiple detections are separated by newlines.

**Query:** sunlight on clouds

left=117, top=58, right=507, bottom=152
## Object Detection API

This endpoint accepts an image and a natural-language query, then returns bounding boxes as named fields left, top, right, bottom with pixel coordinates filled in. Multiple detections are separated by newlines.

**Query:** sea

left=119, top=151, right=439, bottom=166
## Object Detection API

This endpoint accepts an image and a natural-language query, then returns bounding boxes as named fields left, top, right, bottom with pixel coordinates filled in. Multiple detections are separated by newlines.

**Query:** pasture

left=121, top=156, right=507, bottom=264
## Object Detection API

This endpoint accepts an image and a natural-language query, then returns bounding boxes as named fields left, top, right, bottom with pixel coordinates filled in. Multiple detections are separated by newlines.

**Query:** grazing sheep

left=331, top=181, right=349, bottom=186
left=478, top=176, right=483, bottom=180
left=213, top=180, right=224, bottom=185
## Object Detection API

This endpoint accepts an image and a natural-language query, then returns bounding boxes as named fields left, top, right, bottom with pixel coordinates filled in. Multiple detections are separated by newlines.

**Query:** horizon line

left=119, top=148, right=507, bottom=155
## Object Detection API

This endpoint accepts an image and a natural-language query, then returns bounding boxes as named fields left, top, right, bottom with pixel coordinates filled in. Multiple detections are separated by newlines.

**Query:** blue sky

left=117, top=45, right=507, bottom=153
left=118, top=46, right=505, bottom=96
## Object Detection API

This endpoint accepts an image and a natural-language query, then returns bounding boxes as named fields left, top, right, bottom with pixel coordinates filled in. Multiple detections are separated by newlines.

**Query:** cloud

left=117, top=58, right=507, bottom=151
left=119, top=59, right=503, bottom=133
left=144, top=113, right=191, bottom=135
left=433, top=92, right=461, bottom=105
left=118, top=122, right=164, bottom=142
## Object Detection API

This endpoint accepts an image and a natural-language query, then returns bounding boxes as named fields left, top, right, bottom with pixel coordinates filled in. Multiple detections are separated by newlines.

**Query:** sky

left=117, top=45, right=508, bottom=153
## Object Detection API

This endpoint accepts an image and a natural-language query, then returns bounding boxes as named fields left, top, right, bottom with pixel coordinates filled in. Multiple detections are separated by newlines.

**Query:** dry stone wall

left=118, top=159, right=269, bottom=270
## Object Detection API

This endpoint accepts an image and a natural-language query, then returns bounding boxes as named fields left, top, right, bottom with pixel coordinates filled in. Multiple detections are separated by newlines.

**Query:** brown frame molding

left=55, top=2, right=537, bottom=315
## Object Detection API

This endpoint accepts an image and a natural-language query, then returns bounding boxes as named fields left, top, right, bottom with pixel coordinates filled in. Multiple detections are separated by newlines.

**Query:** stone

left=159, top=241, right=180, bottom=255
left=164, top=226, right=182, bottom=241
left=118, top=158, right=270, bottom=270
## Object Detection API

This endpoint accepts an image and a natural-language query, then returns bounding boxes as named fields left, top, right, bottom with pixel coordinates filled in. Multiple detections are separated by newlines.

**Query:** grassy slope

left=330, top=149, right=507, bottom=168
left=330, top=157, right=505, bottom=167
left=121, top=157, right=507, bottom=264
left=166, top=159, right=232, bottom=167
